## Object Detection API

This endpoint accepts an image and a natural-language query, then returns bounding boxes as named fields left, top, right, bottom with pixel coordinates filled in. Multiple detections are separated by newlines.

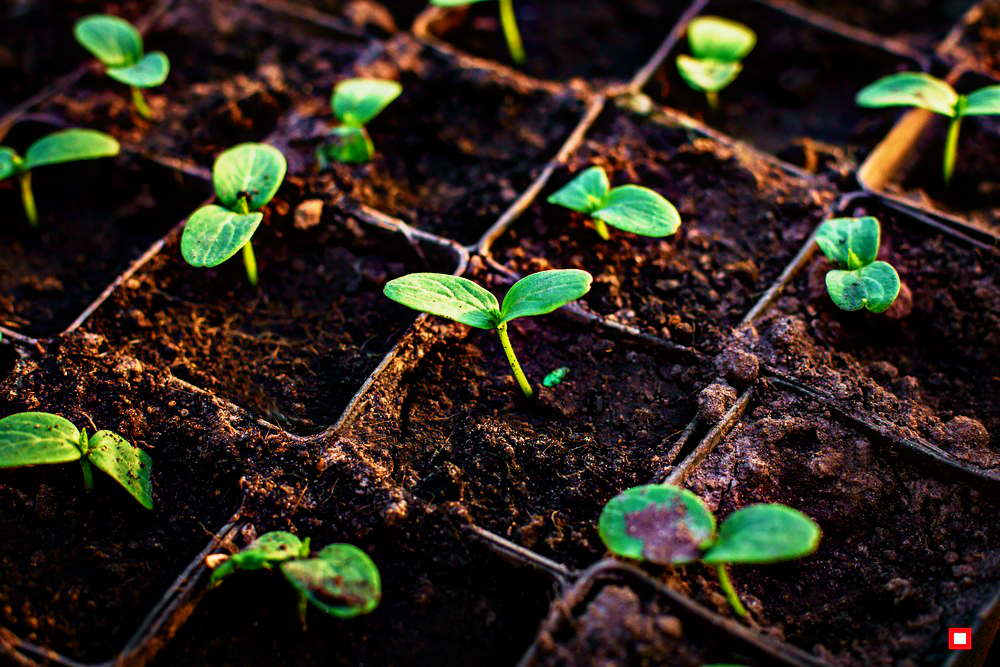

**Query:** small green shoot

left=181, top=143, right=287, bottom=287
left=856, top=72, right=1000, bottom=185
left=383, top=270, right=592, bottom=399
left=542, top=366, right=569, bottom=388
left=599, top=484, right=819, bottom=617
left=74, top=14, right=170, bottom=120
left=318, top=79, right=402, bottom=165
left=815, top=216, right=900, bottom=314
left=0, top=129, right=119, bottom=227
left=547, top=166, right=681, bottom=240
left=431, top=0, right=526, bottom=65
left=210, top=531, right=381, bottom=625
left=676, top=16, right=756, bottom=111
left=0, top=412, right=153, bottom=509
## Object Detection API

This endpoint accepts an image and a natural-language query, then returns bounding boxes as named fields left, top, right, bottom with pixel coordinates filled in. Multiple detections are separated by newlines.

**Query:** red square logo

left=949, top=628, right=972, bottom=650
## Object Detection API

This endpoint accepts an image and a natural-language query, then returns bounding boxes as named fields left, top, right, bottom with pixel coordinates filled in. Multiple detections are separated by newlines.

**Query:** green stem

left=297, top=591, right=309, bottom=629
left=496, top=322, right=533, bottom=398
left=18, top=171, right=38, bottom=227
left=131, top=87, right=152, bottom=120
left=943, top=115, right=962, bottom=186
left=80, top=458, right=94, bottom=494
left=716, top=564, right=747, bottom=617
left=242, top=240, right=259, bottom=287
left=593, top=218, right=611, bottom=241
left=706, top=91, right=720, bottom=113
left=499, top=0, right=526, bottom=65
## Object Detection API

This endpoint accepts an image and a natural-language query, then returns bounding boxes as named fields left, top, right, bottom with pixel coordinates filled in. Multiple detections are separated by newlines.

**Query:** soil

left=943, top=0, right=1000, bottom=78
left=494, top=107, right=835, bottom=355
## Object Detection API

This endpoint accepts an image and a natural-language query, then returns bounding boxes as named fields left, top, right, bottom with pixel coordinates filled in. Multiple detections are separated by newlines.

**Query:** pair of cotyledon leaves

left=0, top=129, right=119, bottom=181
left=856, top=72, right=1000, bottom=119
left=0, top=412, right=152, bottom=510
left=324, top=78, right=402, bottom=164
left=676, top=16, right=756, bottom=94
left=815, top=217, right=900, bottom=314
left=211, top=531, right=381, bottom=619
left=74, top=15, right=170, bottom=88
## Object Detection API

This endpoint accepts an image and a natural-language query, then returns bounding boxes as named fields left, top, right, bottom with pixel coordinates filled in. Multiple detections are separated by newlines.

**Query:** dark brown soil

left=943, top=0, right=1000, bottom=78
left=494, top=108, right=835, bottom=355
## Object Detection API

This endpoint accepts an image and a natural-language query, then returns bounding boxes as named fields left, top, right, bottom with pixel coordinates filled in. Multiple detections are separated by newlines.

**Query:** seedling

left=383, top=270, right=592, bottom=399
left=676, top=16, right=756, bottom=111
left=814, top=216, right=900, bottom=314
left=181, top=143, right=287, bottom=286
left=318, top=79, right=402, bottom=165
left=547, top=166, right=681, bottom=240
left=74, top=14, right=170, bottom=120
left=0, top=129, right=119, bottom=227
left=430, top=0, right=526, bottom=65
left=0, top=412, right=153, bottom=509
left=856, top=72, right=1000, bottom=185
left=209, top=531, right=381, bottom=625
left=599, top=484, right=820, bottom=617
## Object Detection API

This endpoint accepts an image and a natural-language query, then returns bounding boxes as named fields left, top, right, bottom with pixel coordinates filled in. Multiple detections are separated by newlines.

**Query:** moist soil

left=943, top=0, right=1000, bottom=78
left=494, top=107, right=834, bottom=355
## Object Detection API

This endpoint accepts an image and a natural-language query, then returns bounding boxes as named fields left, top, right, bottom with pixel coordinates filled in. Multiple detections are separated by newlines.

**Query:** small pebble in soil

left=715, top=345, right=759, bottom=387
left=294, top=199, right=324, bottom=231
left=698, top=383, right=738, bottom=423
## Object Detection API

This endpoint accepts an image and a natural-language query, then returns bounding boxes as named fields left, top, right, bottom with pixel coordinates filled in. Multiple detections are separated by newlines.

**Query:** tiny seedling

left=209, top=531, right=381, bottom=625
left=599, top=484, right=820, bottom=617
left=0, top=129, right=120, bottom=227
left=319, top=79, right=402, bottom=165
left=856, top=72, right=1000, bottom=185
left=181, top=143, right=287, bottom=286
left=814, top=216, right=900, bottom=314
left=0, top=412, right=152, bottom=509
left=430, top=0, right=526, bottom=65
left=547, top=166, right=681, bottom=240
left=676, top=16, right=756, bottom=111
left=383, top=270, right=592, bottom=399
left=74, top=14, right=170, bottom=120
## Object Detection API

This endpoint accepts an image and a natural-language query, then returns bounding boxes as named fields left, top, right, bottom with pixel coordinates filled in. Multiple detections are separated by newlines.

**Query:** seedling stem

left=499, top=0, right=526, bottom=65
left=18, top=171, right=37, bottom=227
left=715, top=564, right=747, bottom=616
left=706, top=91, right=720, bottom=112
left=593, top=218, right=611, bottom=240
left=242, top=242, right=259, bottom=287
left=497, top=322, right=533, bottom=398
left=944, top=115, right=962, bottom=186
left=131, top=87, right=152, bottom=120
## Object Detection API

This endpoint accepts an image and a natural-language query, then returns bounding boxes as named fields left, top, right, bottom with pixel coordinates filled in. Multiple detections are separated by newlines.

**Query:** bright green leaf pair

left=384, top=270, right=592, bottom=398
left=430, top=0, right=526, bottom=65
left=547, top=166, right=681, bottom=240
left=0, top=412, right=153, bottom=510
left=599, top=484, right=820, bottom=616
left=0, top=129, right=119, bottom=227
left=210, top=531, right=381, bottom=623
left=856, top=72, right=1000, bottom=184
left=318, top=79, right=401, bottom=165
left=181, top=143, right=287, bottom=287
left=815, top=217, right=900, bottom=314
left=676, top=16, right=756, bottom=111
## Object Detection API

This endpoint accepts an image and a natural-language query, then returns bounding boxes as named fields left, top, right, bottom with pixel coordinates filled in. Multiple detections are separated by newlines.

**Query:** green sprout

left=74, top=14, right=170, bottom=120
left=210, top=531, right=381, bottom=626
left=599, top=484, right=820, bottom=617
left=383, top=270, right=592, bottom=399
left=430, top=0, right=526, bottom=65
left=181, top=143, right=287, bottom=287
left=547, top=166, right=682, bottom=240
left=0, top=412, right=153, bottom=510
left=676, top=16, right=756, bottom=112
left=815, top=216, right=900, bottom=314
left=0, top=129, right=119, bottom=227
left=318, top=79, right=402, bottom=165
left=856, top=72, right=1000, bottom=185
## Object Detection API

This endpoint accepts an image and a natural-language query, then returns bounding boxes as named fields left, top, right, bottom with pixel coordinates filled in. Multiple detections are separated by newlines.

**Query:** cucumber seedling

left=181, top=143, right=287, bottom=287
left=676, top=16, right=756, bottom=111
left=600, top=484, right=820, bottom=617
left=0, top=412, right=153, bottom=509
left=383, top=270, right=592, bottom=398
left=430, top=0, right=526, bottom=65
left=815, top=216, right=900, bottom=314
left=856, top=72, right=1000, bottom=185
left=547, top=166, right=681, bottom=240
left=74, top=14, right=170, bottom=120
left=209, top=531, right=381, bottom=625
left=318, top=79, right=402, bottom=165
left=1, top=129, right=120, bottom=227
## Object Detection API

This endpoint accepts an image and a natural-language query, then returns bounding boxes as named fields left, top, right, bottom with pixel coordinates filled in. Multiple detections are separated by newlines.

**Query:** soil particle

left=698, top=383, right=738, bottom=423
left=715, top=344, right=760, bottom=387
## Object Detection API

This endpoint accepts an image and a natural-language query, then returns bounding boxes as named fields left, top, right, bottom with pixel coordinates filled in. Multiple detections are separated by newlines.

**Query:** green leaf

left=431, top=0, right=496, bottom=6
left=687, top=16, right=756, bottom=62
left=319, top=125, right=375, bottom=165
left=676, top=55, right=743, bottom=94
left=107, top=51, right=169, bottom=88
left=499, top=269, right=592, bottom=324
left=0, top=147, right=18, bottom=181
left=814, top=216, right=881, bottom=270
left=855, top=72, right=958, bottom=117
left=703, top=504, right=820, bottom=564
left=87, top=430, right=153, bottom=510
left=181, top=205, right=263, bottom=269
left=825, top=261, right=901, bottom=314
left=962, top=85, right=1000, bottom=116
left=281, top=544, right=381, bottom=619
left=599, top=484, right=716, bottom=565
left=593, top=186, right=681, bottom=238
left=383, top=273, right=500, bottom=329
left=74, top=14, right=143, bottom=68
left=332, top=79, right=402, bottom=127
left=211, top=531, right=306, bottom=585
left=212, top=143, right=287, bottom=211
left=0, top=412, right=82, bottom=468
left=547, top=166, right=610, bottom=214
left=24, top=129, right=120, bottom=171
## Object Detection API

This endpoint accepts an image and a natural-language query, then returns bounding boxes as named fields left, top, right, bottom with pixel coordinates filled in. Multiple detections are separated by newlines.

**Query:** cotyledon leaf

left=212, top=143, right=287, bottom=211
left=107, top=51, right=170, bottom=88
left=281, top=543, right=381, bottom=618
left=383, top=273, right=501, bottom=329
left=825, top=261, right=901, bottom=314
left=703, top=504, right=821, bottom=564
left=181, top=205, right=262, bottom=268
left=87, top=430, right=153, bottom=510
left=0, top=412, right=82, bottom=468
